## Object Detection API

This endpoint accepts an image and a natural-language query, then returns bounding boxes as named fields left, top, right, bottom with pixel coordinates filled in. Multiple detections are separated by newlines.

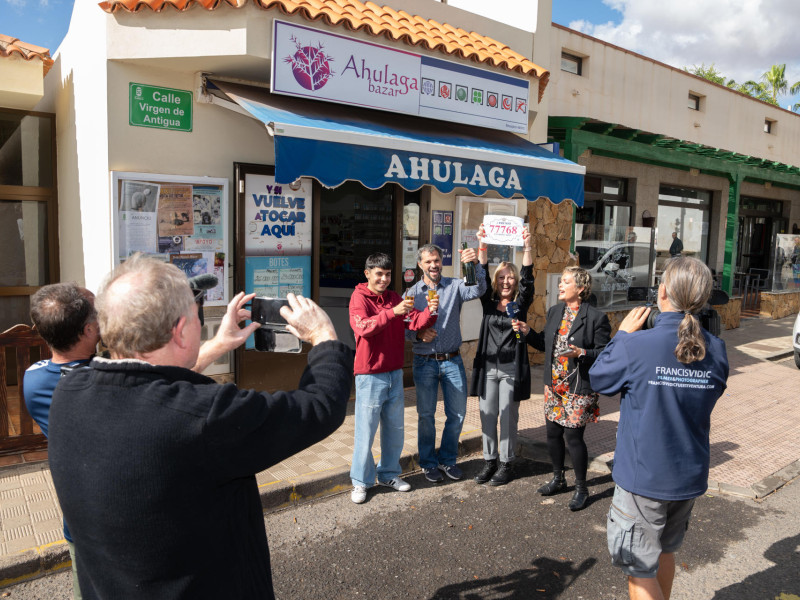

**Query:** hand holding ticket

left=482, top=215, right=526, bottom=247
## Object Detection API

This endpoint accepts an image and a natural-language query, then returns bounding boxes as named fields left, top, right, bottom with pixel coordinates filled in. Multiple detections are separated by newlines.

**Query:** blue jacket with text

left=589, top=311, right=729, bottom=501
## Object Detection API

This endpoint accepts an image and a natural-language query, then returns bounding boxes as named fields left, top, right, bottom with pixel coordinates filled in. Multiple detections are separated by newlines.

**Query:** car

left=793, top=310, right=800, bottom=369
left=575, top=241, right=656, bottom=307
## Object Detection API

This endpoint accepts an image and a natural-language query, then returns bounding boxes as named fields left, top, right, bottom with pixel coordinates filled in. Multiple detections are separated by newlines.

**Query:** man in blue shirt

left=589, top=257, right=729, bottom=600
left=25, top=283, right=101, bottom=600
left=406, top=243, right=485, bottom=482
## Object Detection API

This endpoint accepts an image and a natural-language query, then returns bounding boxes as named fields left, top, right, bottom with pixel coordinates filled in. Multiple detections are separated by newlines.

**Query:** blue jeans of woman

left=350, top=370, right=405, bottom=487
left=413, top=354, right=467, bottom=470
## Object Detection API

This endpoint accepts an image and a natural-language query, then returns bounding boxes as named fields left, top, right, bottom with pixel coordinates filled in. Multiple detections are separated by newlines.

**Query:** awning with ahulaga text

left=208, top=80, right=584, bottom=205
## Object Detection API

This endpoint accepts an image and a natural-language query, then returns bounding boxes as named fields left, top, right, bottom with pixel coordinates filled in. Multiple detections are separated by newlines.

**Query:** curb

left=0, top=543, right=70, bottom=589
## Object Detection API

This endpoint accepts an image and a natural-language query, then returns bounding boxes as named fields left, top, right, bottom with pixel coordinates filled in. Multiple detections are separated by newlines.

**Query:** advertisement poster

left=244, top=174, right=312, bottom=255
left=431, top=210, right=454, bottom=266
left=244, top=255, right=311, bottom=349
left=193, top=186, right=222, bottom=225
left=157, top=184, right=194, bottom=236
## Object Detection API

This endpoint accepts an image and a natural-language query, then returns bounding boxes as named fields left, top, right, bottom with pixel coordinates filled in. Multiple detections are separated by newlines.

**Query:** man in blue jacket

left=589, top=257, right=729, bottom=600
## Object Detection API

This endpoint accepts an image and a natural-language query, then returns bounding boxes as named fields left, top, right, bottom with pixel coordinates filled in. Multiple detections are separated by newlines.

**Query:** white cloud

left=572, top=0, right=800, bottom=87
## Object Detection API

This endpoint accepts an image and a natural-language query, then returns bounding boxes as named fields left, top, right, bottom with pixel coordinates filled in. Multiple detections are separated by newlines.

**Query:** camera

left=626, top=286, right=728, bottom=336
left=250, top=297, right=302, bottom=353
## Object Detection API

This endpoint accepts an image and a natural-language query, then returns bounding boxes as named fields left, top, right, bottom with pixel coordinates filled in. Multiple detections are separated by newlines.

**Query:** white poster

left=482, top=215, right=525, bottom=246
left=244, top=174, right=312, bottom=256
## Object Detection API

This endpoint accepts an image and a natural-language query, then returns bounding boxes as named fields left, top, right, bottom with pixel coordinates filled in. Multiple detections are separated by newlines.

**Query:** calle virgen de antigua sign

left=129, top=83, right=193, bottom=132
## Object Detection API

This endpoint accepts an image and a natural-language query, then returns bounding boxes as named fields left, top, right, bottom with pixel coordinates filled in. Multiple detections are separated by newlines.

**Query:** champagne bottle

left=462, top=242, right=477, bottom=286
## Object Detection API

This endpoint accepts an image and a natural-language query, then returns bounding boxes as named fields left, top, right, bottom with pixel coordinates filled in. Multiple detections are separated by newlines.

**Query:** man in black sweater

left=49, top=253, right=353, bottom=599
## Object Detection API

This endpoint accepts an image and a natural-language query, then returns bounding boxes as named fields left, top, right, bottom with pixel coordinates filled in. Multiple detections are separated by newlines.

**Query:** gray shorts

left=606, top=485, right=695, bottom=578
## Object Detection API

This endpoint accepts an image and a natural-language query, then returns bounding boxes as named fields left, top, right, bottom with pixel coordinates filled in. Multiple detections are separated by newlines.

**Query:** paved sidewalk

left=1, top=315, right=798, bottom=586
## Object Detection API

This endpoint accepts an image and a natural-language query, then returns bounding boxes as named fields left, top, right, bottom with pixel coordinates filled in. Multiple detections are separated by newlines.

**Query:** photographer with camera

left=48, top=254, right=353, bottom=600
left=589, top=257, right=729, bottom=600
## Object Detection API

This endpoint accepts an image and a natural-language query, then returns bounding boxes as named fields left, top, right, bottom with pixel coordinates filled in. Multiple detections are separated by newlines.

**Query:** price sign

left=482, top=215, right=525, bottom=246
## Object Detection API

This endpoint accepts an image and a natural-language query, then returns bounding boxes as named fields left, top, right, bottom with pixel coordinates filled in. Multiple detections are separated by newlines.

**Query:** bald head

left=96, top=254, right=195, bottom=358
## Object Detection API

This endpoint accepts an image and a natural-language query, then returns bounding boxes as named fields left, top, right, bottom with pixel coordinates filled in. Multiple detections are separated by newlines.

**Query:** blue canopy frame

left=209, top=80, right=584, bottom=205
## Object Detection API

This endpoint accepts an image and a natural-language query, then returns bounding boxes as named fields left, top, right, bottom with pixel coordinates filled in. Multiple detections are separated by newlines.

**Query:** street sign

left=129, top=83, right=192, bottom=132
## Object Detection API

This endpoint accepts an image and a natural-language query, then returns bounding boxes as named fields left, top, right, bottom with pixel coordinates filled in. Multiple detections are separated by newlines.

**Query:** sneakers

left=438, top=463, right=464, bottom=481
left=351, top=485, right=368, bottom=504
left=378, top=477, right=411, bottom=492
left=423, top=467, right=444, bottom=483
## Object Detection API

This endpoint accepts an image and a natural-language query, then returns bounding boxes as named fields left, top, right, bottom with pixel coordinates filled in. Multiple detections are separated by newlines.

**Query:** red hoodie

left=349, top=283, right=436, bottom=375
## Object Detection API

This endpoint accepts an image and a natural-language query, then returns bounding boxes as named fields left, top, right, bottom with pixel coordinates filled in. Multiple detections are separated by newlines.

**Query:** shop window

left=319, top=181, right=395, bottom=289
left=561, top=52, right=583, bottom=76
left=0, top=109, right=57, bottom=332
left=688, top=93, right=701, bottom=111
left=656, top=185, right=711, bottom=271
left=576, top=174, right=632, bottom=236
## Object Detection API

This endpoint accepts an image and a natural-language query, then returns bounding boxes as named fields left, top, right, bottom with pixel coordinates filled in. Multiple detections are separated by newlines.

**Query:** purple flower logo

left=284, top=35, right=334, bottom=91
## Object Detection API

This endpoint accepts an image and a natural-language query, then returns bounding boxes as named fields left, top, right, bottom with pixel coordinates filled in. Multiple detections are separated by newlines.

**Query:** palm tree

left=760, top=63, right=789, bottom=104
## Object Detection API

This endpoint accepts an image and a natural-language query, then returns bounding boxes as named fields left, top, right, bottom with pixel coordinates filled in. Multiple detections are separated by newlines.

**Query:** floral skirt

left=544, top=385, right=599, bottom=428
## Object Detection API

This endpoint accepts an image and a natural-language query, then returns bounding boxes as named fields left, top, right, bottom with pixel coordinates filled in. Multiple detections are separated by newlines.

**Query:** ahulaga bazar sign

left=271, top=20, right=530, bottom=133
left=129, top=83, right=192, bottom=132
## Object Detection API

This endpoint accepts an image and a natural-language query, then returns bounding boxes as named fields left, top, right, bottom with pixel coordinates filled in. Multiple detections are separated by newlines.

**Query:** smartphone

left=250, top=297, right=302, bottom=353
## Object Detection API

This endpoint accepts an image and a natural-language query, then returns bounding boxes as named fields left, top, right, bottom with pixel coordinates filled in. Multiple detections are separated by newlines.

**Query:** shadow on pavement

left=709, top=533, right=800, bottom=600
left=429, top=555, right=597, bottom=600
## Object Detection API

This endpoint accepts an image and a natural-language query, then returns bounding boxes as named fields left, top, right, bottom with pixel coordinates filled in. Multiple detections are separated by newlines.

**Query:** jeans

left=480, top=363, right=519, bottom=463
left=350, top=370, right=405, bottom=487
left=413, top=354, right=467, bottom=469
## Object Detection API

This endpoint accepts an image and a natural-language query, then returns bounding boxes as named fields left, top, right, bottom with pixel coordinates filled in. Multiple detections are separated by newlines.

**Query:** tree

left=759, top=63, right=789, bottom=105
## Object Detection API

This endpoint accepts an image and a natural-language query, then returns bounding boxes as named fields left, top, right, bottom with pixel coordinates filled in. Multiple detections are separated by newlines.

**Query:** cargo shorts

left=606, top=485, right=695, bottom=578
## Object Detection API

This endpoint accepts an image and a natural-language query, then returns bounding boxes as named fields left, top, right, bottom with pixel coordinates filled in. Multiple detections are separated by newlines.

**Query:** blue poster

left=432, top=210, right=454, bottom=266
left=245, top=255, right=311, bottom=349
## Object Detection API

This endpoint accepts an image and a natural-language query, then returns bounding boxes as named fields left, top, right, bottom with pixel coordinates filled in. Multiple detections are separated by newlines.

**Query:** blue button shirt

left=405, top=263, right=486, bottom=355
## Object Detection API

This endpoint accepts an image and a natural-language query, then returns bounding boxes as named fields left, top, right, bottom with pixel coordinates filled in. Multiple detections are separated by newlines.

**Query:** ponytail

left=661, top=257, right=712, bottom=364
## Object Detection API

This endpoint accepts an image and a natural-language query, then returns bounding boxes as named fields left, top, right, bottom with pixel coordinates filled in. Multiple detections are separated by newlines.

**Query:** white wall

left=549, top=25, right=800, bottom=167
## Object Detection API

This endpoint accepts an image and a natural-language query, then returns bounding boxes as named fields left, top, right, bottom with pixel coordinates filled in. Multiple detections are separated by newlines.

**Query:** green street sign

left=129, top=83, right=192, bottom=132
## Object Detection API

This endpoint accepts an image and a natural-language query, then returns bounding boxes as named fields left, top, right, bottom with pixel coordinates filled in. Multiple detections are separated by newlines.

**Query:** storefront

left=40, top=0, right=583, bottom=388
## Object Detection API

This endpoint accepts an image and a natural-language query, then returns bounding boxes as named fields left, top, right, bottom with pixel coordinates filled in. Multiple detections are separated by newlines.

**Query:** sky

left=1, top=0, right=799, bottom=109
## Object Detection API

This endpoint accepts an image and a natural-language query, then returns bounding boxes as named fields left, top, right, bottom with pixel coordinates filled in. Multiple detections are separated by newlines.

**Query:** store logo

left=487, top=92, right=498, bottom=108
left=516, top=98, right=527, bottom=113
left=439, top=82, right=451, bottom=99
left=456, top=85, right=468, bottom=102
left=502, top=95, right=512, bottom=111
left=422, top=78, right=435, bottom=96
left=284, top=34, right=334, bottom=91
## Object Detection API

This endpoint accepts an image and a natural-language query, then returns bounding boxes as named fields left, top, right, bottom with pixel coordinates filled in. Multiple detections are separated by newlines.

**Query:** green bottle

left=462, top=242, right=477, bottom=286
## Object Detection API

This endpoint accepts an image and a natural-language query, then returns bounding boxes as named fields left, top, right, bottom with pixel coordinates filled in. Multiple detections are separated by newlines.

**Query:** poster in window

left=244, top=174, right=312, bottom=256
left=157, top=185, right=194, bottom=237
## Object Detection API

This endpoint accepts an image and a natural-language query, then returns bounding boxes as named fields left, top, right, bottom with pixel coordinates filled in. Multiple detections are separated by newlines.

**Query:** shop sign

left=129, top=83, right=192, bottom=132
left=244, top=174, right=312, bottom=255
left=271, top=20, right=530, bottom=133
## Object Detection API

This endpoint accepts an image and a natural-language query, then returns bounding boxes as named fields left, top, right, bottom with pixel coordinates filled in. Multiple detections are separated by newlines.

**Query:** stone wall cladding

left=760, top=291, right=800, bottom=319
left=527, top=198, right=578, bottom=365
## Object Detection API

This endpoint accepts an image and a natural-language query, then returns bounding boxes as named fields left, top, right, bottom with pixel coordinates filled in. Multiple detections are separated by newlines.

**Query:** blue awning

left=209, top=80, right=584, bottom=205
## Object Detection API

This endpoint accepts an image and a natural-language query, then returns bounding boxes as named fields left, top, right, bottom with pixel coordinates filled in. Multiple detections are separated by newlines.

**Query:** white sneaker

left=351, top=485, right=368, bottom=504
left=378, top=477, right=411, bottom=492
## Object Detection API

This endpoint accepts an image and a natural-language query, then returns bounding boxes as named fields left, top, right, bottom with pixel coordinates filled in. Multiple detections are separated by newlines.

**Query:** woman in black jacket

left=517, top=266, right=610, bottom=510
left=469, top=226, right=533, bottom=486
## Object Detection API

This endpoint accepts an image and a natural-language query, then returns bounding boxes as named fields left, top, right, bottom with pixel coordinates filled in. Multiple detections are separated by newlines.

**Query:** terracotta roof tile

left=0, top=34, right=54, bottom=76
left=98, top=0, right=549, bottom=101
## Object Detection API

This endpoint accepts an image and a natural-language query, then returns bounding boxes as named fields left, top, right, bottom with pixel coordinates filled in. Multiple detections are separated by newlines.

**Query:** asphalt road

left=6, top=457, right=798, bottom=600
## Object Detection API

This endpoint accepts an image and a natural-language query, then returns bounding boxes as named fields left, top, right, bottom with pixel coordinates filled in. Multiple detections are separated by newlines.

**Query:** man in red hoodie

left=349, top=253, right=438, bottom=504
